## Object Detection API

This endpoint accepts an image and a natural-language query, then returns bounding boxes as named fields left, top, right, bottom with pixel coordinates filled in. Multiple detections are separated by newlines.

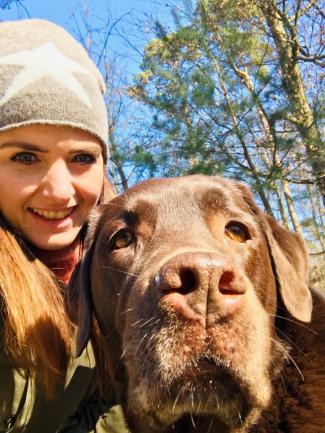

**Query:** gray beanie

left=0, top=19, right=108, bottom=160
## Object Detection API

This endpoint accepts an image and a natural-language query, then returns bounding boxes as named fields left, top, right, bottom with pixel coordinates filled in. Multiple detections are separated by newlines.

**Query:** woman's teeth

left=31, top=208, right=73, bottom=220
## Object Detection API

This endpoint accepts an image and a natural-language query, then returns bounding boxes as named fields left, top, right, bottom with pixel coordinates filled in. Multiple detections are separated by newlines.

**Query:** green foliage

left=126, top=0, right=323, bottom=248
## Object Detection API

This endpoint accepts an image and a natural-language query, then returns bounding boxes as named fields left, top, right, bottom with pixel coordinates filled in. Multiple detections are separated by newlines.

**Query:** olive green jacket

left=0, top=328, right=129, bottom=433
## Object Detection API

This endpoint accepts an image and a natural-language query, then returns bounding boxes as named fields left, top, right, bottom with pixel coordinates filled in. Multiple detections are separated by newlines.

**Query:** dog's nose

left=155, top=252, right=247, bottom=323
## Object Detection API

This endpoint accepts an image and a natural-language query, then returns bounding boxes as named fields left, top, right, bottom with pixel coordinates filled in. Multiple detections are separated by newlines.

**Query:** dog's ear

left=66, top=206, right=104, bottom=356
left=262, top=213, right=312, bottom=323
left=234, top=181, right=312, bottom=323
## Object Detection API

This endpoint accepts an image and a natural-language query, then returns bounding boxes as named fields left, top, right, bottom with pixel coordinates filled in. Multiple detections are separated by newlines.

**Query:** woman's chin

left=26, top=229, right=81, bottom=251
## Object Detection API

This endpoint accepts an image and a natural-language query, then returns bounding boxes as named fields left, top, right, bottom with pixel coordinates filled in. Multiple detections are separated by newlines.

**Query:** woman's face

left=0, top=124, right=104, bottom=250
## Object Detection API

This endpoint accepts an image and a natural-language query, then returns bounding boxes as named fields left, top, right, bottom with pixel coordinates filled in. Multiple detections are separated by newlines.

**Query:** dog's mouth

left=177, top=356, right=247, bottom=401
left=182, top=356, right=227, bottom=380
left=149, top=356, right=251, bottom=428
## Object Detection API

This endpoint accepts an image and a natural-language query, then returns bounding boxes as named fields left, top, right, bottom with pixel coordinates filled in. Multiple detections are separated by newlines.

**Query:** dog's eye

left=111, top=229, right=134, bottom=249
left=225, top=222, right=249, bottom=243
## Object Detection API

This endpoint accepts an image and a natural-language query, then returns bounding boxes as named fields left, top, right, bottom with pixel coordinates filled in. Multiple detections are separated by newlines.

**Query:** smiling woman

left=0, top=18, right=128, bottom=433
left=0, top=125, right=104, bottom=251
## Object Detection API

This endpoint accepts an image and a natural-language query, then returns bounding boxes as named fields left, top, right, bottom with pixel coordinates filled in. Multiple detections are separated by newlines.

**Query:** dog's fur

left=68, top=175, right=325, bottom=433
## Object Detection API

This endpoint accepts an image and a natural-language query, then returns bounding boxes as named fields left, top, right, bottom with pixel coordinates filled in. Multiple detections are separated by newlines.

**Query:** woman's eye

left=11, top=152, right=38, bottom=164
left=111, top=229, right=134, bottom=250
left=225, top=222, right=250, bottom=243
left=72, top=153, right=96, bottom=164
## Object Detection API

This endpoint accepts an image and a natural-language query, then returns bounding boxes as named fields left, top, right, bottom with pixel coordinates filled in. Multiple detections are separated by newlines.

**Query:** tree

left=69, top=2, right=146, bottom=191
left=130, top=0, right=323, bottom=247
left=255, top=0, right=325, bottom=204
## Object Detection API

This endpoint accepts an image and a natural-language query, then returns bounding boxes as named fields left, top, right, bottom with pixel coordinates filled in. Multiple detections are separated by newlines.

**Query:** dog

left=69, top=175, right=325, bottom=433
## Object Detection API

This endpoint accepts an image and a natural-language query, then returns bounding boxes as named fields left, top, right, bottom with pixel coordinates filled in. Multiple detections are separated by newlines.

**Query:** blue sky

left=0, top=0, right=177, bottom=76
left=1, top=0, right=149, bottom=27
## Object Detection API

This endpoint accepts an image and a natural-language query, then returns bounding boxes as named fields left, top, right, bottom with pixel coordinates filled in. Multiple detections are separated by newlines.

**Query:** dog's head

left=69, top=175, right=311, bottom=432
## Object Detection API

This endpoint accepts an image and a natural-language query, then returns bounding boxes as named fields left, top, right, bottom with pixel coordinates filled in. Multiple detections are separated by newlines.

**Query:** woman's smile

left=27, top=205, right=77, bottom=230
left=29, top=206, right=75, bottom=220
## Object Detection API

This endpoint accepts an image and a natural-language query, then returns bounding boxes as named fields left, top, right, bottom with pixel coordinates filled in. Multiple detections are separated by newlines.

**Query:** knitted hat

left=0, top=19, right=108, bottom=160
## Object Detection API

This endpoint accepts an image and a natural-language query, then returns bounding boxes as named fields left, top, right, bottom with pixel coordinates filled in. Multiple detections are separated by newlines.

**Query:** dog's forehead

left=120, top=176, right=258, bottom=223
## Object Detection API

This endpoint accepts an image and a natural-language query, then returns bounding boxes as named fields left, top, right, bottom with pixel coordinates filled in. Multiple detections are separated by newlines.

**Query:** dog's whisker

left=278, top=370, right=288, bottom=393
left=271, top=314, right=318, bottom=334
left=191, top=390, right=194, bottom=409
left=135, top=333, right=149, bottom=355
left=139, top=315, right=159, bottom=329
left=206, top=417, right=214, bottom=433
left=190, top=410, right=196, bottom=428
left=120, top=346, right=128, bottom=359
left=101, top=265, right=139, bottom=278
left=275, top=326, right=304, bottom=353
left=131, top=318, right=145, bottom=327
left=144, top=333, right=159, bottom=353
left=119, top=307, right=135, bottom=315
left=172, top=388, right=182, bottom=413
left=270, top=355, right=292, bottom=394
left=193, top=398, right=200, bottom=416
left=271, top=338, right=305, bottom=382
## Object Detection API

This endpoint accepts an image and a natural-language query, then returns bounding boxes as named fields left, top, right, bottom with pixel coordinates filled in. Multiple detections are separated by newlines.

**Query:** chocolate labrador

left=69, top=175, right=325, bottom=433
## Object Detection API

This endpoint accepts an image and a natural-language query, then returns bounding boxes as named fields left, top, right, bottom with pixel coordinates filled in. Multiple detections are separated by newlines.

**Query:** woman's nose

left=40, top=161, right=75, bottom=201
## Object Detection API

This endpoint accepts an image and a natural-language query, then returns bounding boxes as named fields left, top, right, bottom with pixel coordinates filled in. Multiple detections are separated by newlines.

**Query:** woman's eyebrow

left=0, top=142, right=48, bottom=152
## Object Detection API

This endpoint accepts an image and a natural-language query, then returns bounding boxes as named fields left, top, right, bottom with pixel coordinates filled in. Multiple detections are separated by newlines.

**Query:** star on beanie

left=0, top=19, right=109, bottom=160
left=0, top=42, right=94, bottom=108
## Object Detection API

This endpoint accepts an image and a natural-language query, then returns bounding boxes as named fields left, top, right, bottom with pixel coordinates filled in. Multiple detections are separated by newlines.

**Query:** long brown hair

left=0, top=216, right=73, bottom=398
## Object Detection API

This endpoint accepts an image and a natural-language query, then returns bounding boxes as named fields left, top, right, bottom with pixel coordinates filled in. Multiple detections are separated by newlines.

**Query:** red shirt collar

left=30, top=237, right=82, bottom=285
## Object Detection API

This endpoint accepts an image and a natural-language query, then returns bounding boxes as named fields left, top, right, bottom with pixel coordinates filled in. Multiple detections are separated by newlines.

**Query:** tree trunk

left=203, top=47, right=275, bottom=216
left=273, top=184, right=290, bottom=229
left=281, top=178, right=302, bottom=234
left=258, top=0, right=325, bottom=204
left=307, top=185, right=325, bottom=252
left=109, top=129, right=129, bottom=191
left=232, top=64, right=303, bottom=230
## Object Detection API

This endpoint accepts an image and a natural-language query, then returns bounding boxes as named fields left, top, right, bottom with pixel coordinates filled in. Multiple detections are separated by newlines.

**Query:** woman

left=0, top=19, right=128, bottom=432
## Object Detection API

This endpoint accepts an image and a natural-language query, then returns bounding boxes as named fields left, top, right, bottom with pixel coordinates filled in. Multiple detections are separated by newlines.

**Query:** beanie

left=0, top=19, right=109, bottom=160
